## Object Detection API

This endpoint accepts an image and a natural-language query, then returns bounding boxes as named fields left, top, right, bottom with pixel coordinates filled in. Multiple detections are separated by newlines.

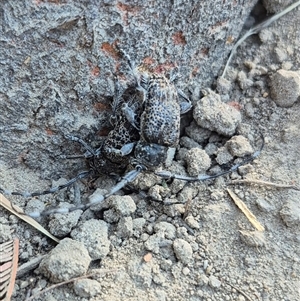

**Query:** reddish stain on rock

left=93, top=102, right=110, bottom=112
left=154, top=62, right=175, bottom=74
left=87, top=61, right=101, bottom=78
left=200, top=48, right=209, bottom=56
left=101, top=42, right=120, bottom=60
left=143, top=56, right=155, bottom=66
left=228, top=101, right=242, bottom=111
left=116, top=2, right=139, bottom=13
left=116, top=2, right=140, bottom=25
left=91, top=66, right=100, bottom=77
left=172, top=31, right=186, bottom=45
left=191, top=67, right=199, bottom=77
left=45, top=128, right=54, bottom=135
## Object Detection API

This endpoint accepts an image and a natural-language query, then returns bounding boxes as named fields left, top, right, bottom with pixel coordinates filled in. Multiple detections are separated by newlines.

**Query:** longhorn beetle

left=1, top=48, right=264, bottom=218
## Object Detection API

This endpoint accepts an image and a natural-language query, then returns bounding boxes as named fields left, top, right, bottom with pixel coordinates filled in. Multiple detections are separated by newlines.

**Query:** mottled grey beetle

left=1, top=48, right=263, bottom=217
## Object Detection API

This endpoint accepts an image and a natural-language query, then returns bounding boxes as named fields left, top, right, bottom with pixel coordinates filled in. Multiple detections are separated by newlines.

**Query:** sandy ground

left=1, top=1, right=300, bottom=301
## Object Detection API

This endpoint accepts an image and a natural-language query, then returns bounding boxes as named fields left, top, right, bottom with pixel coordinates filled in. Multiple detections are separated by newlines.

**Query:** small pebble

left=270, top=69, right=300, bottom=107
left=208, top=275, right=221, bottom=288
left=173, top=239, right=193, bottom=265
left=74, top=279, right=102, bottom=298
left=280, top=200, right=300, bottom=227
left=143, top=253, right=153, bottom=262
left=225, top=135, right=253, bottom=157
left=185, top=148, right=211, bottom=176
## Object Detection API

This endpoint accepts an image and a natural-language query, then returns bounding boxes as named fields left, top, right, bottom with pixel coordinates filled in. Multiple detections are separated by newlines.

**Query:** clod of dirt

left=215, top=146, right=234, bottom=165
left=274, top=47, right=288, bottom=62
left=237, top=70, right=254, bottom=90
left=144, top=222, right=177, bottom=254
left=225, top=135, right=254, bottom=157
left=173, top=238, right=193, bottom=265
left=48, top=203, right=82, bottom=237
left=148, top=185, right=170, bottom=201
left=109, top=195, right=137, bottom=218
left=163, top=203, right=186, bottom=218
left=193, top=89, right=241, bottom=136
left=255, top=197, right=276, bottom=212
left=144, top=232, right=172, bottom=255
left=204, top=142, right=219, bottom=156
left=25, top=199, right=45, bottom=216
left=154, top=222, right=176, bottom=240
left=74, top=279, right=102, bottom=298
left=177, top=185, right=199, bottom=203
left=133, top=173, right=161, bottom=190
left=244, top=102, right=256, bottom=118
left=184, top=216, right=200, bottom=229
left=216, top=77, right=232, bottom=95
left=132, top=218, right=146, bottom=237
left=270, top=69, right=300, bottom=107
left=184, top=148, right=211, bottom=176
left=239, top=230, right=266, bottom=247
left=70, top=219, right=110, bottom=260
left=208, top=275, right=221, bottom=289
left=116, top=216, right=133, bottom=238
left=39, top=238, right=91, bottom=283
left=0, top=224, right=12, bottom=243
left=280, top=200, right=300, bottom=227
left=180, top=136, right=201, bottom=149
left=197, top=274, right=209, bottom=286
left=185, top=121, right=212, bottom=144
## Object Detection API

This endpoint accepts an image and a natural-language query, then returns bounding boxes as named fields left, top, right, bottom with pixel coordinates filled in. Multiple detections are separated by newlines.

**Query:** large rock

left=39, top=238, right=91, bottom=283
left=0, top=0, right=256, bottom=177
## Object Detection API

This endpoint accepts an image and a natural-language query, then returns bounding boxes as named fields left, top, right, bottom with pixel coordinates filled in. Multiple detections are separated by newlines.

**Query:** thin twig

left=222, top=279, right=257, bottom=301
left=17, top=255, right=46, bottom=278
left=230, top=179, right=300, bottom=191
left=24, top=268, right=120, bottom=301
left=227, top=189, right=265, bottom=232
left=222, top=0, right=300, bottom=78
left=183, top=198, right=193, bottom=219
